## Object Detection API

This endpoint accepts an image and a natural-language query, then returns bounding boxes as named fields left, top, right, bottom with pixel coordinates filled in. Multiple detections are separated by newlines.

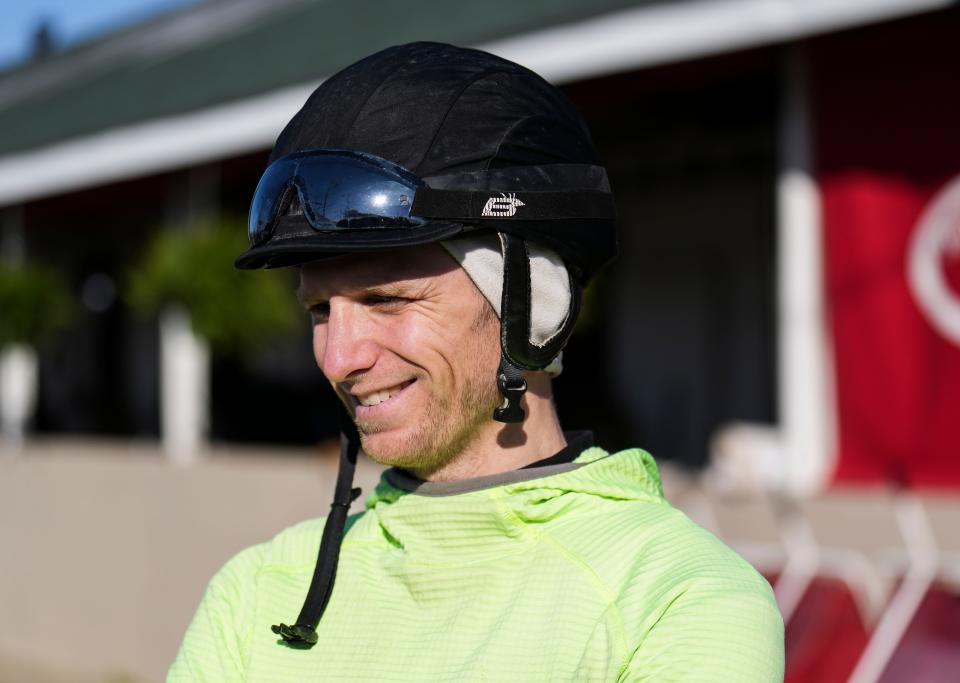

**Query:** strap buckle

left=494, top=365, right=527, bottom=423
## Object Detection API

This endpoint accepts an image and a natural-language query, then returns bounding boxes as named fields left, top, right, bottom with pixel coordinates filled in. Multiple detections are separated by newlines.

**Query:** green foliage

left=0, top=262, right=72, bottom=348
left=127, top=219, right=302, bottom=355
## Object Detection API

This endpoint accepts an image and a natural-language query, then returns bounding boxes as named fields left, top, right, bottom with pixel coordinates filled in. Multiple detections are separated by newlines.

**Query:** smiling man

left=169, top=43, right=784, bottom=682
left=299, top=247, right=561, bottom=481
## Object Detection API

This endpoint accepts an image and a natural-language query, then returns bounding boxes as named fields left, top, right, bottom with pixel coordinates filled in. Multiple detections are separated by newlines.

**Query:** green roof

left=0, top=0, right=648, bottom=157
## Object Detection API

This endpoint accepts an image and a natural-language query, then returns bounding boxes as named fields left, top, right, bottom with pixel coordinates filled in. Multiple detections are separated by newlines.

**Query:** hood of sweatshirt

left=353, top=446, right=666, bottom=557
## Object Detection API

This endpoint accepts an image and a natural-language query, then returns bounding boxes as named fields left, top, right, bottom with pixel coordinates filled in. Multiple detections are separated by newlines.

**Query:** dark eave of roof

left=0, top=0, right=652, bottom=157
left=1, top=0, right=949, bottom=206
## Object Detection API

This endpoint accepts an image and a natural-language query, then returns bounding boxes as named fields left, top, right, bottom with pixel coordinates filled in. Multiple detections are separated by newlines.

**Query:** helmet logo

left=482, top=193, right=526, bottom=217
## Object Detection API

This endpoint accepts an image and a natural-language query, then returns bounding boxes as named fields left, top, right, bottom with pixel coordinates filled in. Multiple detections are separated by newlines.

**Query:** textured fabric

left=269, top=42, right=598, bottom=176
left=238, top=42, right=618, bottom=281
left=442, top=234, right=568, bottom=375
left=169, top=447, right=784, bottom=682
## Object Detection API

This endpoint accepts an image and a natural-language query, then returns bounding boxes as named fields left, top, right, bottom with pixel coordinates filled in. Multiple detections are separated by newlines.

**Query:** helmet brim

left=234, top=219, right=466, bottom=269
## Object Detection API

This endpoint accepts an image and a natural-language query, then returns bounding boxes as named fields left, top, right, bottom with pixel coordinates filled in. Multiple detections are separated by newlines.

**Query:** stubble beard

left=356, top=365, right=501, bottom=474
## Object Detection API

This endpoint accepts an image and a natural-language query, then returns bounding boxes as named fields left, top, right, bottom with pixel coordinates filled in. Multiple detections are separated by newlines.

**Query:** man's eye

left=367, top=295, right=408, bottom=309
left=309, top=303, right=330, bottom=320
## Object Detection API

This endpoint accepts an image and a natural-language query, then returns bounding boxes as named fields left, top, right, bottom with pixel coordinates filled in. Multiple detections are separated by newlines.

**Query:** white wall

left=0, top=440, right=382, bottom=683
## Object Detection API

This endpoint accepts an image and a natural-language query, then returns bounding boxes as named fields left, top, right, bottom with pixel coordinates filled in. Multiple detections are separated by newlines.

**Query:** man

left=170, top=42, right=784, bottom=681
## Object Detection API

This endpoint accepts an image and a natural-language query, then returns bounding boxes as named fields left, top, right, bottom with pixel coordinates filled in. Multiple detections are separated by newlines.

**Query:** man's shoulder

left=620, top=498, right=772, bottom=593
left=554, top=489, right=762, bottom=578
left=544, top=481, right=780, bottom=659
left=542, top=451, right=774, bottom=605
left=603, top=503, right=785, bottom=682
left=616, top=494, right=759, bottom=567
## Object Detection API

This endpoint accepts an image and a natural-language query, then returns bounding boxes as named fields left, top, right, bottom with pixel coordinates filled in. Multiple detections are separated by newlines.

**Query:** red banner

left=813, top=15, right=960, bottom=487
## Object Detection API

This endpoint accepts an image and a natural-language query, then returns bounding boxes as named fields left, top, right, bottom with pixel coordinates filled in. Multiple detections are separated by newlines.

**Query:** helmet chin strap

left=492, top=232, right=582, bottom=423
left=441, top=231, right=579, bottom=425
left=271, top=404, right=361, bottom=648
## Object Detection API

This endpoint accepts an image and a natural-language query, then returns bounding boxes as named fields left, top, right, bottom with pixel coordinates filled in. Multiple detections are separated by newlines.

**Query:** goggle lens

left=248, top=150, right=426, bottom=246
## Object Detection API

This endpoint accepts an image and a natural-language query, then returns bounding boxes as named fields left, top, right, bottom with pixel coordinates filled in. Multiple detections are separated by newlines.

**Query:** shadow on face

left=298, top=244, right=461, bottom=300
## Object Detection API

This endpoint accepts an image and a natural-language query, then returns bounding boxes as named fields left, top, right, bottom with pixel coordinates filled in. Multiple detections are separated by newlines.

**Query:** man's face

left=299, top=244, right=501, bottom=472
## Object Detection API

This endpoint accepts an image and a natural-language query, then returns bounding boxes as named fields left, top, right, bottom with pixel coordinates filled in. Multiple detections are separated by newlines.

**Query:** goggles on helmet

left=248, top=149, right=429, bottom=247
left=241, top=148, right=617, bottom=270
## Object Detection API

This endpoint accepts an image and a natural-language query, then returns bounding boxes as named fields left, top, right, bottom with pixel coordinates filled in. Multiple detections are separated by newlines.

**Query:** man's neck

left=412, top=373, right=567, bottom=482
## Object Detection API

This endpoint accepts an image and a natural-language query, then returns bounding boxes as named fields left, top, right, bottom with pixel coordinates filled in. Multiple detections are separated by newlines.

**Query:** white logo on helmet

left=907, top=173, right=960, bottom=348
left=481, top=193, right=525, bottom=217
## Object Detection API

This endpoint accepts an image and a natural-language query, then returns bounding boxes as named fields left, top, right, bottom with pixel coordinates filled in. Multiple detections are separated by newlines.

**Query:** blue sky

left=0, top=0, right=201, bottom=69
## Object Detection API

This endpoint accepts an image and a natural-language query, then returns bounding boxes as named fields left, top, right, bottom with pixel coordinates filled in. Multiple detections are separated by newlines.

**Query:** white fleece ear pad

left=442, top=235, right=570, bottom=376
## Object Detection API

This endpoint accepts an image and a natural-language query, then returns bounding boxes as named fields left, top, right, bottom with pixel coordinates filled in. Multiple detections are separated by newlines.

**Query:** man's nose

left=315, top=299, right=380, bottom=383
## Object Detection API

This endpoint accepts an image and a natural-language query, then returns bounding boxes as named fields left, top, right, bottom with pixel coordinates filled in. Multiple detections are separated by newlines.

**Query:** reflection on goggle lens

left=248, top=150, right=427, bottom=246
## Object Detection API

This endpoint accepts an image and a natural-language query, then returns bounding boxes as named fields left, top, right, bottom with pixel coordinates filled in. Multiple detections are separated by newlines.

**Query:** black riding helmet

left=239, top=42, right=617, bottom=647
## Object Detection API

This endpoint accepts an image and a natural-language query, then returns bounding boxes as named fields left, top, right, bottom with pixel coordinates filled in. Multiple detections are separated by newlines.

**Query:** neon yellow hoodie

left=169, top=445, right=784, bottom=681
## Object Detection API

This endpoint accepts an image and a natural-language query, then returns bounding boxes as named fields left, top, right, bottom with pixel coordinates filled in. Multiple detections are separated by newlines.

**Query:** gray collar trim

left=384, top=461, right=586, bottom=497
